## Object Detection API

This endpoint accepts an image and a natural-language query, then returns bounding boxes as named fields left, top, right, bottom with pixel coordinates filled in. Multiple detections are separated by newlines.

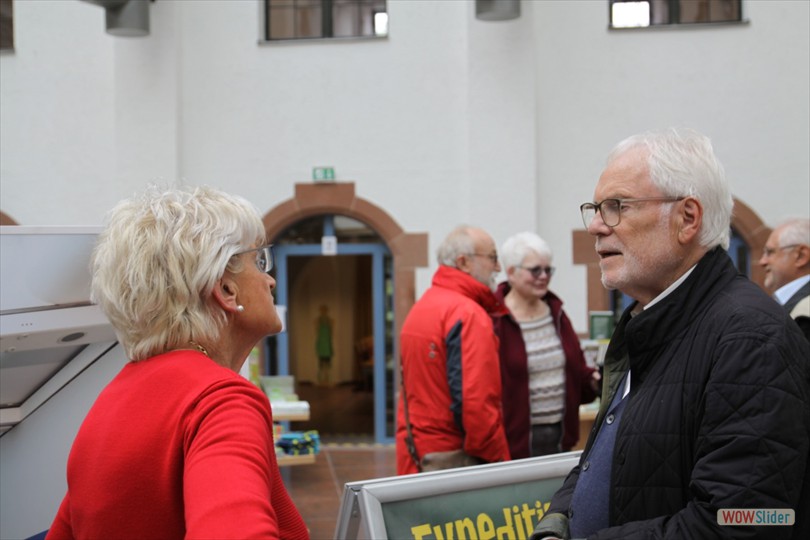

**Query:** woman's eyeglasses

left=518, top=265, right=555, bottom=278
left=236, top=244, right=274, bottom=273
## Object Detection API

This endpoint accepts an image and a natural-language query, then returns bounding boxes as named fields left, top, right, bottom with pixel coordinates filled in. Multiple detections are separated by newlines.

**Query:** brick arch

left=573, top=197, right=771, bottom=325
left=262, top=182, right=428, bottom=344
left=729, top=197, right=771, bottom=286
left=0, top=211, right=19, bottom=225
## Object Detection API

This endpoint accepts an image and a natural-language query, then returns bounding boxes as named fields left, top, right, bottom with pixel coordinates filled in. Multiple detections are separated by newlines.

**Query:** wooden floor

left=281, top=381, right=396, bottom=539
left=282, top=445, right=396, bottom=539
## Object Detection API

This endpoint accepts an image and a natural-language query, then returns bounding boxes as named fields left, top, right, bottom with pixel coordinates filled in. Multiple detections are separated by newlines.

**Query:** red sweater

left=46, top=350, right=309, bottom=540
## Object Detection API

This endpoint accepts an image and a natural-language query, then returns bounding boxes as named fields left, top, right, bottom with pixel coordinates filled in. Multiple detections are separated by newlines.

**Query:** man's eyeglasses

left=580, top=197, right=685, bottom=228
left=518, top=265, right=555, bottom=278
left=236, top=244, right=274, bottom=273
left=761, top=244, right=799, bottom=258
left=468, top=253, right=499, bottom=264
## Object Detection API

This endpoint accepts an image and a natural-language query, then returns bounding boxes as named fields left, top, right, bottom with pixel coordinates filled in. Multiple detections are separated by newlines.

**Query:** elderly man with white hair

left=760, top=217, right=810, bottom=340
left=532, top=129, right=810, bottom=540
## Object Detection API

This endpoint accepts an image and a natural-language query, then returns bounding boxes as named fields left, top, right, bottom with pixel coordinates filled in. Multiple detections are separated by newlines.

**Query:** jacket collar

left=622, top=247, right=736, bottom=368
left=432, top=265, right=503, bottom=314
left=598, top=248, right=735, bottom=409
left=780, top=278, right=810, bottom=310
left=493, top=280, right=563, bottom=318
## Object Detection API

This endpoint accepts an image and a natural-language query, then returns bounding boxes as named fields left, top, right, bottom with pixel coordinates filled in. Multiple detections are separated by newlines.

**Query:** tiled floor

left=282, top=445, right=396, bottom=540
left=280, top=382, right=396, bottom=539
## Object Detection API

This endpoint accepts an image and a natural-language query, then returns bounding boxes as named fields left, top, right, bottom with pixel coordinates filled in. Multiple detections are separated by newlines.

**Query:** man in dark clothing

left=759, top=217, right=810, bottom=341
left=532, top=129, right=810, bottom=540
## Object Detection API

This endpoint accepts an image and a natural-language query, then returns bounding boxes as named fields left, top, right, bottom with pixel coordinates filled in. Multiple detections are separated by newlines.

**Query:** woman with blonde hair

left=47, top=185, right=308, bottom=539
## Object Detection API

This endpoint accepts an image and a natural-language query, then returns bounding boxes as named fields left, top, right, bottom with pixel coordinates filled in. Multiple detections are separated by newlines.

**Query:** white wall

left=0, top=1, right=117, bottom=224
left=1, top=0, right=808, bottom=332
left=0, top=344, right=128, bottom=540
left=530, top=0, right=810, bottom=328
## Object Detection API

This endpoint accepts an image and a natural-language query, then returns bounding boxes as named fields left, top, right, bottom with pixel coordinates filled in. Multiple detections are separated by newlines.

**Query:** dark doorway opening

left=284, top=254, right=375, bottom=441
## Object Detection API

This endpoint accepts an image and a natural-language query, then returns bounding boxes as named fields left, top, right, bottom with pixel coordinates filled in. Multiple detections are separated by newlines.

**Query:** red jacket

left=396, top=266, right=511, bottom=475
left=492, top=283, right=597, bottom=458
left=47, top=350, right=309, bottom=540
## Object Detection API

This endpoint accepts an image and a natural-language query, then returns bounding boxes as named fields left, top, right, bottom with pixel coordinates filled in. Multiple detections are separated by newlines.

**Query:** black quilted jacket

left=534, top=247, right=810, bottom=539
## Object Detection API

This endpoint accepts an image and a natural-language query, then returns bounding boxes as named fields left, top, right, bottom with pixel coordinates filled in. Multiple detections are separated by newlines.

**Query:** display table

left=277, top=453, right=316, bottom=466
left=272, top=400, right=311, bottom=422
left=273, top=401, right=316, bottom=466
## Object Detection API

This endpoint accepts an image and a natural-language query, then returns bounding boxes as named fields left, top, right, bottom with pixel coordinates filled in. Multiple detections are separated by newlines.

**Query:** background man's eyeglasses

left=236, top=244, right=274, bottom=273
left=468, top=253, right=499, bottom=264
left=762, top=244, right=799, bottom=257
left=580, top=197, right=685, bottom=228
left=518, top=265, right=555, bottom=278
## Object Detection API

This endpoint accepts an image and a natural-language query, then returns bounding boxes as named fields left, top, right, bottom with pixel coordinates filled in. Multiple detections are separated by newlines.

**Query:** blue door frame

left=272, top=242, right=393, bottom=444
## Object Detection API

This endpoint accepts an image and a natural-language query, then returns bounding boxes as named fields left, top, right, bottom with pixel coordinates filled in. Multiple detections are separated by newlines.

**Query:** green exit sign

left=312, top=166, right=335, bottom=182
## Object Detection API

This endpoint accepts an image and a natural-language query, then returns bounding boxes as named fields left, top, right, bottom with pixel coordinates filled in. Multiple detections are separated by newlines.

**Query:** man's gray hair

left=437, top=225, right=477, bottom=267
left=776, top=217, right=810, bottom=248
left=608, top=128, right=734, bottom=250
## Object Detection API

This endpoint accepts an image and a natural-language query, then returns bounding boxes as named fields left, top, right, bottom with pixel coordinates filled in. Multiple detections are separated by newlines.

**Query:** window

left=275, top=214, right=381, bottom=245
left=610, top=0, right=742, bottom=29
left=264, top=0, right=388, bottom=41
left=0, top=0, right=13, bottom=51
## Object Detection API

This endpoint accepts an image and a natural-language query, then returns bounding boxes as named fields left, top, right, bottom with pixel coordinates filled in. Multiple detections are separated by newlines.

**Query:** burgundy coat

left=492, top=282, right=597, bottom=458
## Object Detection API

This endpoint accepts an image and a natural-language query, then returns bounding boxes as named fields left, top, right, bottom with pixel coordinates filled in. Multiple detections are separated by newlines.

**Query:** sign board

left=313, top=166, right=336, bottom=182
left=334, top=452, right=580, bottom=539
left=322, top=235, right=338, bottom=256
left=589, top=311, right=615, bottom=340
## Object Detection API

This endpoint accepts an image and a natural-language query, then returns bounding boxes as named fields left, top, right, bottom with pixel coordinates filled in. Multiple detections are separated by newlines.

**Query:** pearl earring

left=237, top=305, right=245, bottom=313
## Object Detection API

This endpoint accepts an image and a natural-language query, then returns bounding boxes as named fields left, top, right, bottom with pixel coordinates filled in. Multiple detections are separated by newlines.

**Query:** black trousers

left=530, top=422, right=562, bottom=457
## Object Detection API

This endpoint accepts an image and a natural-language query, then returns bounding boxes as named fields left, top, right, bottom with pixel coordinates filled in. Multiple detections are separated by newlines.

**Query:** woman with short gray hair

left=48, top=185, right=309, bottom=539
left=493, top=231, right=600, bottom=459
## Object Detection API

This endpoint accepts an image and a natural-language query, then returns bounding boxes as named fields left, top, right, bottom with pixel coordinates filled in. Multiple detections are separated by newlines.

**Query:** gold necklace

left=188, top=340, right=209, bottom=357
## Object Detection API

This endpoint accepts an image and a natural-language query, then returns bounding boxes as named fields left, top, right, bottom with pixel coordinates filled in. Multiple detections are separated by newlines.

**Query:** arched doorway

left=261, top=183, right=428, bottom=444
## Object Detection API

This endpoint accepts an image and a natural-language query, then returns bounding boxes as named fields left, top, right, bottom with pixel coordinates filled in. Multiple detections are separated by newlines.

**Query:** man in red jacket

left=396, top=225, right=511, bottom=475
